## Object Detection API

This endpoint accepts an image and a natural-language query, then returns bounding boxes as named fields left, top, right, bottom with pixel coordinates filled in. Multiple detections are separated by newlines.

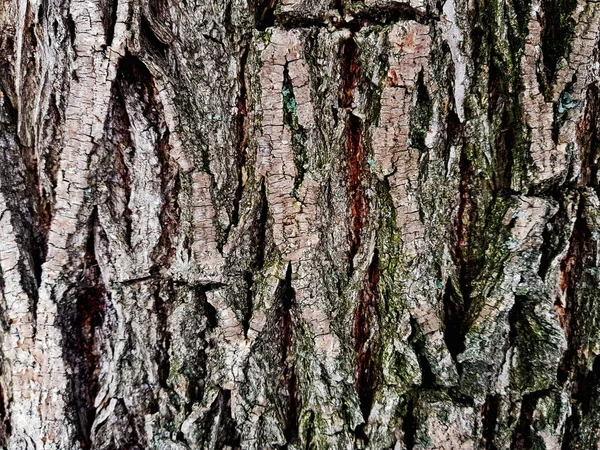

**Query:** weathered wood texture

left=1, top=0, right=600, bottom=448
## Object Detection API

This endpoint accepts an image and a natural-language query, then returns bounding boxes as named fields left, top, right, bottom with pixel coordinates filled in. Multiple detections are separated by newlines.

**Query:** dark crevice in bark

left=174, top=287, right=219, bottom=418
left=577, top=82, right=600, bottom=188
left=194, top=387, right=241, bottom=448
left=100, top=0, right=117, bottom=46
left=409, top=69, right=432, bottom=153
left=556, top=195, right=599, bottom=449
left=149, top=0, right=169, bottom=23
left=257, top=184, right=268, bottom=263
left=43, top=94, right=62, bottom=188
left=143, top=0, right=172, bottom=53
left=149, top=75, right=180, bottom=266
left=155, top=281, right=173, bottom=391
left=140, top=14, right=168, bottom=55
left=442, top=279, right=465, bottom=364
left=409, top=317, right=435, bottom=388
left=450, top=143, right=476, bottom=359
left=61, top=208, right=107, bottom=449
left=242, top=271, right=254, bottom=339
left=215, top=389, right=242, bottom=448
left=562, top=356, right=600, bottom=450
left=242, top=181, right=269, bottom=338
left=255, top=0, right=279, bottom=31
left=340, top=36, right=359, bottom=109
left=508, top=295, right=525, bottom=348
left=402, top=395, right=417, bottom=450
left=282, top=61, right=308, bottom=200
left=539, top=0, right=577, bottom=97
left=354, top=248, right=380, bottom=421
left=154, top=129, right=180, bottom=268
left=442, top=84, right=462, bottom=176
left=230, top=42, right=249, bottom=230
left=488, top=60, right=515, bottom=192
left=556, top=196, right=590, bottom=382
left=120, top=275, right=155, bottom=286
left=340, top=35, right=366, bottom=275
left=66, top=13, right=76, bottom=46
left=40, top=92, right=61, bottom=231
left=538, top=200, right=570, bottom=280
left=511, top=390, right=549, bottom=450
left=346, top=111, right=365, bottom=274
left=276, top=263, right=299, bottom=446
left=100, top=399, right=144, bottom=449
left=481, top=394, right=500, bottom=450
left=354, top=422, right=370, bottom=447
left=109, top=60, right=136, bottom=248
left=118, top=53, right=160, bottom=111
left=276, top=2, right=430, bottom=30
left=346, top=3, right=428, bottom=27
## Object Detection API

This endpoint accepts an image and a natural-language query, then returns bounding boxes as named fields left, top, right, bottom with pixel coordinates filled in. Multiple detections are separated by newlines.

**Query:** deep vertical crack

left=60, top=209, right=107, bottom=449
left=231, top=42, right=250, bottom=230
left=276, top=263, right=299, bottom=446
left=340, top=35, right=365, bottom=274
left=354, top=249, right=380, bottom=421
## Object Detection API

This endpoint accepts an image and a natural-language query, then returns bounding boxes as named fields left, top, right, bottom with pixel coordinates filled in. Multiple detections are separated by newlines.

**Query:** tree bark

left=1, top=0, right=600, bottom=448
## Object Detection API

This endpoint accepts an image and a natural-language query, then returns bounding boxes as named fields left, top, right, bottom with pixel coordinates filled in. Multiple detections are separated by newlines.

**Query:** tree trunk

left=1, top=0, right=600, bottom=448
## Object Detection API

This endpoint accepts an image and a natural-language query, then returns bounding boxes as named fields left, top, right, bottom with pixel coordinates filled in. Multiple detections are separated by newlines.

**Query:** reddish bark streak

left=340, top=36, right=366, bottom=272
left=558, top=198, right=588, bottom=332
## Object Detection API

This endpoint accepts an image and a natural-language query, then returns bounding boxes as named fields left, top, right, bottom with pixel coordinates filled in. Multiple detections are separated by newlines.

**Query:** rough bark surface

left=1, top=0, right=600, bottom=448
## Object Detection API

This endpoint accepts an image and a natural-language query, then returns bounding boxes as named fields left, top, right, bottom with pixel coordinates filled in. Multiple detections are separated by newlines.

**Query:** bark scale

left=1, top=0, right=600, bottom=448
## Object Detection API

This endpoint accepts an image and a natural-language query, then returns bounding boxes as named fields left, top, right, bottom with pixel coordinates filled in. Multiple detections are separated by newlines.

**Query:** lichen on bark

left=2, top=0, right=600, bottom=448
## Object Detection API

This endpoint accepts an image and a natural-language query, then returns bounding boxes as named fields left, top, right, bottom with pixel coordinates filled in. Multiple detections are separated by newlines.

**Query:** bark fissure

left=354, top=248, right=380, bottom=421
left=242, top=181, right=268, bottom=338
left=449, top=144, right=475, bottom=361
left=511, top=390, right=550, bottom=450
left=62, top=209, right=107, bottom=449
left=540, top=0, right=577, bottom=96
left=481, top=394, right=500, bottom=450
left=231, top=42, right=250, bottom=230
left=276, top=263, right=299, bottom=446
left=255, top=0, right=279, bottom=30
left=101, top=0, right=117, bottom=46
left=274, top=2, right=432, bottom=30
left=340, top=35, right=366, bottom=274
left=557, top=196, right=590, bottom=381
left=578, top=83, right=600, bottom=188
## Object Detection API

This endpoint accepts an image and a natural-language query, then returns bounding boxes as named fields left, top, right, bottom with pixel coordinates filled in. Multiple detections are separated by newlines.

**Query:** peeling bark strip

left=4, top=0, right=600, bottom=447
left=257, top=29, right=318, bottom=262
left=372, top=21, right=431, bottom=257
